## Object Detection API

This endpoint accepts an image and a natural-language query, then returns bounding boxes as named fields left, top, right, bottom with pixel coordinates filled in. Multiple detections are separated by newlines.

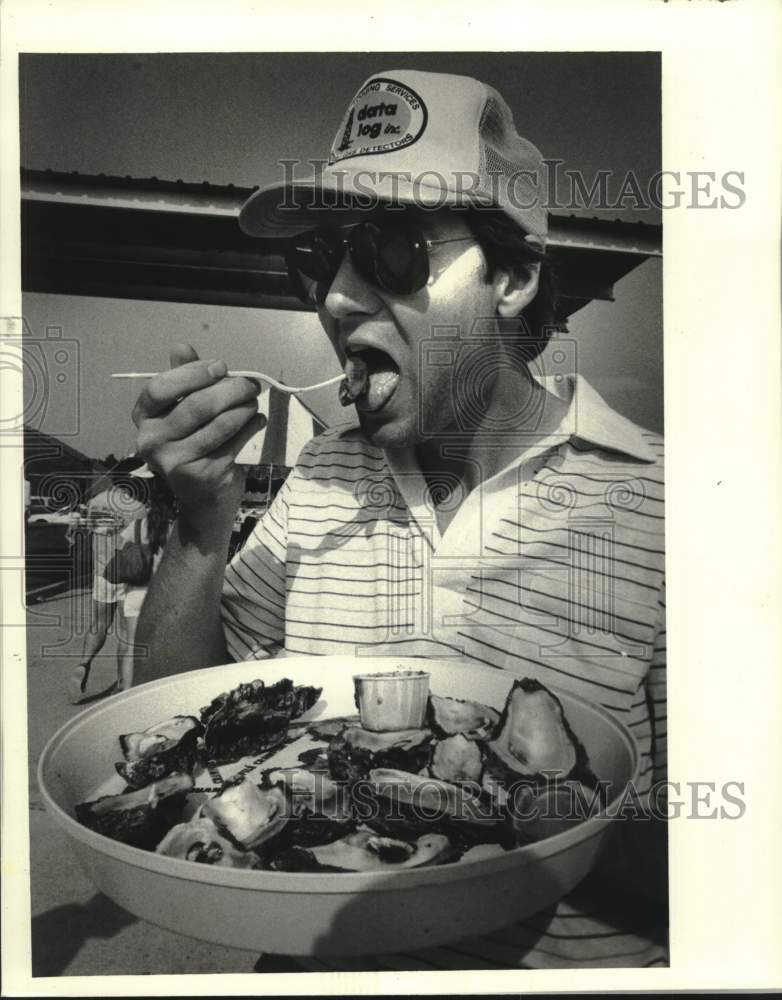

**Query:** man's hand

left=132, top=343, right=265, bottom=532
left=131, top=344, right=265, bottom=679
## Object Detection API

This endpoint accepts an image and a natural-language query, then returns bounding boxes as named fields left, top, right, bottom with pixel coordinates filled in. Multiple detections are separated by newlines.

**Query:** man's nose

left=322, top=250, right=380, bottom=321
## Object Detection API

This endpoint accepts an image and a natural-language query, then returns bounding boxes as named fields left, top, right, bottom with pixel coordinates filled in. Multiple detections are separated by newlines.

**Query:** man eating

left=132, top=69, right=667, bottom=968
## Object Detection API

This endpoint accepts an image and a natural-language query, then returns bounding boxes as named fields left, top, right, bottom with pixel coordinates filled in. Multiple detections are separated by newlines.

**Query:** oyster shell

left=273, top=830, right=454, bottom=872
left=75, top=772, right=193, bottom=849
left=266, top=768, right=351, bottom=821
left=305, top=716, right=360, bottom=741
left=116, top=715, right=202, bottom=789
left=327, top=726, right=432, bottom=783
left=289, top=813, right=355, bottom=848
left=203, top=777, right=289, bottom=850
left=200, top=677, right=322, bottom=764
left=296, top=746, right=330, bottom=770
left=430, top=734, right=484, bottom=784
left=265, top=769, right=354, bottom=847
left=357, top=767, right=504, bottom=841
left=427, top=694, right=500, bottom=741
left=486, top=678, right=590, bottom=783
left=481, top=771, right=509, bottom=807
left=156, top=816, right=258, bottom=868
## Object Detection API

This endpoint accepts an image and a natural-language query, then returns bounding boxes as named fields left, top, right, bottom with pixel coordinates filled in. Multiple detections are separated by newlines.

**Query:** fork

left=111, top=371, right=344, bottom=394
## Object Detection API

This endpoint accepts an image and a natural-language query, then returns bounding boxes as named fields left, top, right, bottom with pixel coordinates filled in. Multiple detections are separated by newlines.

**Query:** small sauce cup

left=353, top=670, right=431, bottom=732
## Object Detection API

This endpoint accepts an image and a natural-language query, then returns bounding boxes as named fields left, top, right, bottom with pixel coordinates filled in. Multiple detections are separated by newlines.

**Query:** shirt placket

left=385, top=442, right=566, bottom=653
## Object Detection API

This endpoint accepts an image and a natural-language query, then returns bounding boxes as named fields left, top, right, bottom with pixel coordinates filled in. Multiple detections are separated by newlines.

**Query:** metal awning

left=21, top=169, right=661, bottom=316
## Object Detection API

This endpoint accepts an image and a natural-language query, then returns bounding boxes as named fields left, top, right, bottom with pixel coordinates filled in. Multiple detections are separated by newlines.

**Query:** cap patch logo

left=329, top=77, right=428, bottom=164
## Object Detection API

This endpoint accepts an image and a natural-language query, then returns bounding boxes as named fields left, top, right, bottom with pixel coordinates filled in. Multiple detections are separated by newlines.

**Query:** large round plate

left=38, top=655, right=639, bottom=957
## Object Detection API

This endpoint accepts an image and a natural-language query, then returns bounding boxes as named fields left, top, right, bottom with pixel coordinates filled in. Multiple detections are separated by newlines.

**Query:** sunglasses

left=285, top=218, right=475, bottom=304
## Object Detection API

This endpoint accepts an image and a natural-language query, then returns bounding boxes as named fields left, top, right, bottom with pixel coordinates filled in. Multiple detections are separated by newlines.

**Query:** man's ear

left=493, top=262, right=540, bottom=319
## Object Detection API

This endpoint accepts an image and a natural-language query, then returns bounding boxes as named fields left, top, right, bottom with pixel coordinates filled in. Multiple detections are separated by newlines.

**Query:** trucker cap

left=239, top=69, right=548, bottom=245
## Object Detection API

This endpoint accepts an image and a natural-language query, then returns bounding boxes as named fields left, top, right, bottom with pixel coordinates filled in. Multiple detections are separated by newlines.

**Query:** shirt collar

left=540, top=373, right=656, bottom=463
left=381, top=373, right=655, bottom=546
left=382, top=373, right=656, bottom=475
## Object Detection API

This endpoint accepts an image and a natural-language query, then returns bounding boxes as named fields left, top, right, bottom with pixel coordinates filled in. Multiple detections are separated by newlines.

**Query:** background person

left=69, top=458, right=146, bottom=703
left=70, top=466, right=176, bottom=700
left=113, top=470, right=177, bottom=691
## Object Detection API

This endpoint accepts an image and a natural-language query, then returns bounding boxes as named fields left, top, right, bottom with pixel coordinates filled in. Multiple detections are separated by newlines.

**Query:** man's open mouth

left=339, top=348, right=400, bottom=412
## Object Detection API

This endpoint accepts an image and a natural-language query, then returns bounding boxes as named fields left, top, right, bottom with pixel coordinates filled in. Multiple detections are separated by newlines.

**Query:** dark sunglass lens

left=349, top=223, right=380, bottom=282
left=286, top=231, right=344, bottom=305
left=290, top=232, right=340, bottom=281
left=351, top=222, right=429, bottom=295
left=376, top=225, right=429, bottom=294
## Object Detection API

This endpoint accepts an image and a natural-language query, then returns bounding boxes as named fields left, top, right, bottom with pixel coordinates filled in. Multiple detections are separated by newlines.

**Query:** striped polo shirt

left=222, top=374, right=665, bottom=782
left=221, top=374, right=667, bottom=968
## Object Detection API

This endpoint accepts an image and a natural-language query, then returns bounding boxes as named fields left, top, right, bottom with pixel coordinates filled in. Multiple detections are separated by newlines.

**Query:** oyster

left=430, top=734, right=483, bottom=785
left=75, top=773, right=193, bottom=850
left=156, top=816, right=257, bottom=868
left=481, top=771, right=509, bottom=807
left=486, top=678, right=590, bottom=783
left=357, top=767, right=504, bottom=841
left=427, top=694, right=500, bottom=741
left=266, top=768, right=351, bottom=821
left=290, top=813, right=355, bottom=849
left=200, top=677, right=322, bottom=764
left=203, top=777, right=289, bottom=850
left=296, top=746, right=330, bottom=770
left=338, top=356, right=369, bottom=406
left=327, top=726, right=432, bottom=783
left=273, top=830, right=454, bottom=872
left=265, top=769, right=354, bottom=848
left=116, top=715, right=202, bottom=789
left=305, top=716, right=360, bottom=741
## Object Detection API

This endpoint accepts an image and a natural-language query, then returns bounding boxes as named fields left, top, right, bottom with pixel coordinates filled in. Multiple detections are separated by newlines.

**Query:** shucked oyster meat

left=156, top=816, right=258, bottom=868
left=430, top=733, right=484, bottom=785
left=358, top=767, right=504, bottom=841
left=266, top=767, right=351, bottom=821
left=272, top=830, right=455, bottom=873
left=327, top=726, right=432, bottom=783
left=486, top=678, right=592, bottom=783
left=338, top=356, right=368, bottom=406
left=427, top=694, right=500, bottom=741
left=338, top=350, right=400, bottom=411
left=75, top=773, right=194, bottom=850
left=202, top=777, right=289, bottom=850
left=305, top=716, right=360, bottom=741
left=116, top=715, right=202, bottom=789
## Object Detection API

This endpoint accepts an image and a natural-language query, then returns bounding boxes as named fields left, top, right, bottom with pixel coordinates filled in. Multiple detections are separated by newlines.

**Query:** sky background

left=18, top=52, right=662, bottom=459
